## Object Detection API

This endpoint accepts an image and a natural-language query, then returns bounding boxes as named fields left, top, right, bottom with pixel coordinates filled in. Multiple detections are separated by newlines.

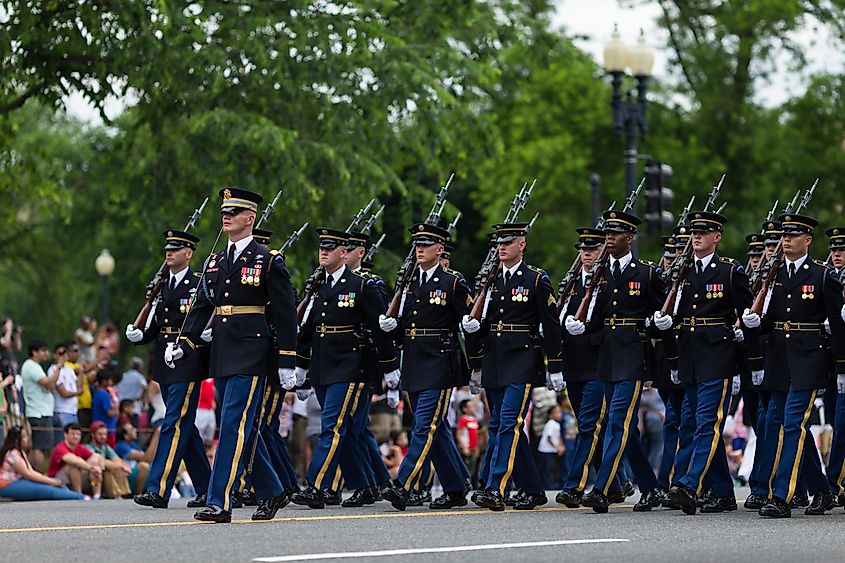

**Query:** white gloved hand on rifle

left=125, top=324, right=144, bottom=343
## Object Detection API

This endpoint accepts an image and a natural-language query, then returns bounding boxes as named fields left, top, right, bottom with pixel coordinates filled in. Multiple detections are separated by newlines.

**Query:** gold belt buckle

left=689, top=317, right=696, bottom=326
left=609, top=318, right=616, bottom=327
left=783, top=321, right=791, bottom=332
left=220, top=305, right=233, bottom=316
left=409, top=328, right=417, bottom=339
left=496, top=320, right=503, bottom=332
left=317, top=324, right=326, bottom=334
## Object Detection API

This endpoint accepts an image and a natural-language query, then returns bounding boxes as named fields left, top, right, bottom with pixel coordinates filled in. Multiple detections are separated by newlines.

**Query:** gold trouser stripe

left=786, top=390, right=818, bottom=502
left=668, top=435, right=681, bottom=484
left=223, top=378, right=260, bottom=512
left=239, top=385, right=274, bottom=490
left=835, top=441, right=845, bottom=495
left=158, top=382, right=196, bottom=496
left=605, top=380, right=643, bottom=491
left=331, top=383, right=364, bottom=492
left=265, top=388, right=281, bottom=427
left=768, top=425, right=785, bottom=499
left=578, top=396, right=607, bottom=492
left=332, top=466, right=343, bottom=494
left=315, top=384, right=356, bottom=489
left=499, top=385, right=533, bottom=496
left=404, top=390, right=447, bottom=491
left=695, top=379, right=730, bottom=496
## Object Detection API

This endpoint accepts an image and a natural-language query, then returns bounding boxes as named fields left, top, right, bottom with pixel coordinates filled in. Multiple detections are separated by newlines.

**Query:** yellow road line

left=0, top=505, right=636, bottom=534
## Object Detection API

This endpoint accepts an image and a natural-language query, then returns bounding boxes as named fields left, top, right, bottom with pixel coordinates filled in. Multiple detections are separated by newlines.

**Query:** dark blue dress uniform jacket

left=296, top=266, right=399, bottom=386
left=760, top=257, right=845, bottom=392
left=470, top=263, right=562, bottom=388
left=561, top=273, right=602, bottom=383
left=586, top=257, right=665, bottom=382
left=673, top=254, right=761, bottom=384
left=396, top=265, right=475, bottom=392
left=180, top=239, right=298, bottom=378
left=359, top=269, right=391, bottom=386
left=138, top=268, right=205, bottom=385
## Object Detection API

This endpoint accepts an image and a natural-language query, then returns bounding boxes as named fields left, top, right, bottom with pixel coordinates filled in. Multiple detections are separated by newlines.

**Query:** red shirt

left=48, top=441, right=93, bottom=477
left=198, top=378, right=215, bottom=410
left=457, top=415, right=479, bottom=451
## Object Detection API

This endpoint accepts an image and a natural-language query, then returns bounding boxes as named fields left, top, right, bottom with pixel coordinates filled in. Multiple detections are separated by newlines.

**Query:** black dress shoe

left=430, top=491, right=468, bottom=509
left=252, top=492, right=290, bottom=520
left=342, top=488, right=374, bottom=508
left=241, top=490, right=259, bottom=507
left=805, top=492, right=835, bottom=516
left=620, top=481, right=635, bottom=499
left=470, top=489, right=487, bottom=506
left=187, top=493, right=207, bottom=508
left=633, top=489, right=662, bottom=512
left=418, top=488, right=432, bottom=504
left=194, top=505, right=232, bottom=523
left=505, top=490, right=525, bottom=507
left=231, top=491, right=244, bottom=509
left=838, top=493, right=845, bottom=508
left=789, top=491, right=809, bottom=509
left=475, top=490, right=506, bottom=512
left=759, top=496, right=791, bottom=518
left=696, top=488, right=713, bottom=508
left=668, top=485, right=697, bottom=515
left=134, top=490, right=168, bottom=509
left=701, top=495, right=737, bottom=513
left=290, top=486, right=325, bottom=509
left=580, top=490, right=609, bottom=514
left=555, top=488, right=582, bottom=508
left=513, top=492, right=548, bottom=511
left=382, top=484, right=409, bottom=511
left=606, top=488, right=626, bottom=504
left=371, top=485, right=384, bottom=502
left=743, top=493, right=768, bottom=510
left=323, top=489, right=341, bottom=506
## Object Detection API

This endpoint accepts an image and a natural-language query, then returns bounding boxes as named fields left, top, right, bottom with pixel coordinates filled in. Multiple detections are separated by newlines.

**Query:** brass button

left=786, top=294, right=791, bottom=299
left=499, top=309, right=504, bottom=313
left=164, top=319, right=169, bottom=323
left=416, top=299, right=421, bottom=303
left=411, top=323, right=416, bottom=328
left=692, top=304, right=697, bottom=310
left=225, top=279, right=230, bottom=284
left=257, top=333, right=261, bottom=337
left=321, top=312, right=326, bottom=317
left=323, top=301, right=328, bottom=306
left=496, top=333, right=501, bottom=337
left=164, top=307, right=169, bottom=312
left=500, top=296, right=505, bottom=301
left=612, top=301, right=617, bottom=306
left=785, top=333, right=790, bottom=339
left=224, top=292, right=229, bottom=297
left=786, top=307, right=791, bottom=313
left=222, top=318, right=227, bottom=323
left=690, top=327, right=695, bottom=332
left=412, top=311, right=418, bottom=315
left=613, top=289, right=618, bottom=293
left=694, top=294, right=699, bottom=299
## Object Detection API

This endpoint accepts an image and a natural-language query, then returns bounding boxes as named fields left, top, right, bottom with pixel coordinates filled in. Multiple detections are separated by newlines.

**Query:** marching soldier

left=292, top=228, right=400, bottom=509
left=167, top=188, right=297, bottom=523
left=129, top=229, right=211, bottom=509
left=556, top=228, right=632, bottom=508
left=663, top=211, right=759, bottom=515
left=563, top=210, right=663, bottom=513
left=465, top=221, right=563, bottom=512
left=825, top=226, right=845, bottom=503
left=757, top=214, right=845, bottom=518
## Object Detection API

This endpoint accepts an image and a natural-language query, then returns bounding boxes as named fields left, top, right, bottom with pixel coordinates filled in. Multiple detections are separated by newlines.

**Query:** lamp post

left=95, top=249, right=116, bottom=323
left=603, top=26, right=655, bottom=221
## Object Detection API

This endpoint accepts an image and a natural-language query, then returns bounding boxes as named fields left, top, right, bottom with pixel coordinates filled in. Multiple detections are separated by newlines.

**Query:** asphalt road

left=2, top=488, right=844, bottom=562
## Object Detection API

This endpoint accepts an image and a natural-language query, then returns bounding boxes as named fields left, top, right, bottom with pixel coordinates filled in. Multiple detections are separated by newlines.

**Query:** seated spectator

left=116, top=357, right=147, bottom=419
left=48, top=423, right=104, bottom=498
left=21, top=340, right=60, bottom=471
left=91, top=368, right=118, bottom=446
left=0, top=426, right=85, bottom=500
left=87, top=421, right=132, bottom=498
left=115, top=421, right=159, bottom=494
left=117, top=399, right=136, bottom=429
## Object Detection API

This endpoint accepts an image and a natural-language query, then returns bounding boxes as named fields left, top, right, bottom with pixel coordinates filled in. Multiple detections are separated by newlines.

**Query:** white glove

left=824, top=318, right=831, bottom=335
left=841, top=304, right=845, bottom=323
left=814, top=397, right=825, bottom=409
left=837, top=374, right=845, bottom=394
left=733, top=327, right=744, bottom=343
left=384, top=369, right=401, bottom=390
left=564, top=315, right=586, bottom=336
left=378, top=314, right=397, bottom=333
left=652, top=311, right=673, bottom=331
left=670, top=369, right=680, bottom=385
left=294, top=367, right=308, bottom=387
left=125, top=324, right=144, bottom=343
left=751, top=370, right=764, bottom=386
left=731, top=375, right=741, bottom=396
left=462, top=315, right=481, bottom=334
left=742, top=308, right=761, bottom=329
left=164, top=342, right=183, bottom=369
left=386, top=389, right=400, bottom=409
left=296, top=388, right=312, bottom=401
left=547, top=371, right=565, bottom=392
left=201, top=327, right=213, bottom=342
left=539, top=324, right=544, bottom=338
left=279, top=368, right=296, bottom=390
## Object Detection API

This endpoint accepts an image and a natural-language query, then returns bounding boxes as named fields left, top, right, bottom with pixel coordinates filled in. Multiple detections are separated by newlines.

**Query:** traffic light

left=644, top=160, right=674, bottom=234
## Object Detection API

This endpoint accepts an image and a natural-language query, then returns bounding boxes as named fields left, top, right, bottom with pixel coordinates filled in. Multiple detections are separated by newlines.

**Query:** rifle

left=279, top=222, right=309, bottom=254
left=446, top=212, right=462, bottom=238
left=133, top=197, right=209, bottom=328
left=556, top=201, right=617, bottom=314
left=468, top=182, right=539, bottom=321
left=750, top=179, right=818, bottom=315
left=660, top=174, right=726, bottom=316
left=296, top=198, right=378, bottom=323
left=750, top=190, right=800, bottom=294
left=661, top=196, right=697, bottom=282
left=360, top=204, right=384, bottom=235
left=256, top=189, right=283, bottom=228
left=746, top=198, right=781, bottom=284
left=385, top=173, right=455, bottom=318
left=363, top=233, right=387, bottom=265
left=575, top=178, right=645, bottom=322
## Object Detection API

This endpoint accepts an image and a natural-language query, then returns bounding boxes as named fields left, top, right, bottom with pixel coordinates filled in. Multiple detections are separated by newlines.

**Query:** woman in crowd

left=0, top=426, right=85, bottom=500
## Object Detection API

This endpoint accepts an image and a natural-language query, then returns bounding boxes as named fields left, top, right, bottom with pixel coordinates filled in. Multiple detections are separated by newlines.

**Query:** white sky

left=65, top=0, right=844, bottom=124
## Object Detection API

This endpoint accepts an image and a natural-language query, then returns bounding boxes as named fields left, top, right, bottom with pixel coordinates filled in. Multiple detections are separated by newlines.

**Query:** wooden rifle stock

left=386, top=289, right=403, bottom=319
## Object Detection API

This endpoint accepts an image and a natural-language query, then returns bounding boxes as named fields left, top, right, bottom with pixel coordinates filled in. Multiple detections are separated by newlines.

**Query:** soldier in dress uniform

left=129, top=229, right=211, bottom=509
left=291, top=228, right=400, bottom=509
left=563, top=210, right=664, bottom=513
left=167, top=187, right=298, bottom=523
left=824, top=226, right=845, bottom=504
left=464, top=222, right=563, bottom=512
left=440, top=241, right=453, bottom=270
left=378, top=223, right=475, bottom=511
left=757, top=214, right=845, bottom=518
left=555, top=228, right=635, bottom=509
left=663, top=211, right=759, bottom=515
